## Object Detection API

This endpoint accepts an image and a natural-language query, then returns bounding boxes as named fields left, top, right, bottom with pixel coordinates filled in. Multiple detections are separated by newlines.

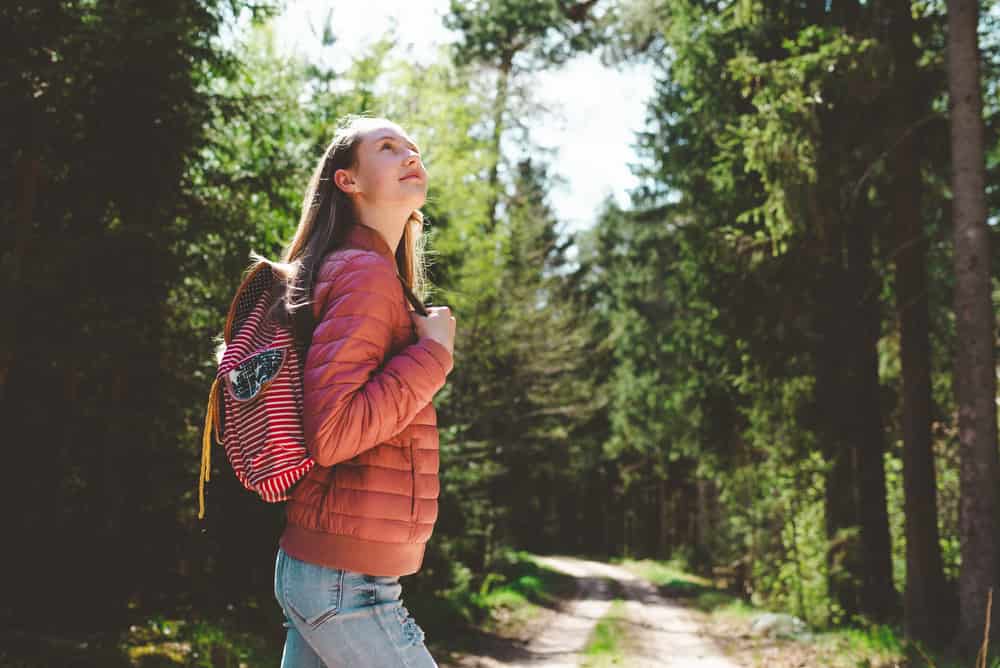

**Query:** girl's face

left=338, top=122, right=427, bottom=209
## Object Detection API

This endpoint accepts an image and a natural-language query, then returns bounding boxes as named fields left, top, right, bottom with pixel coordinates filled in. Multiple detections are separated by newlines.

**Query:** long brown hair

left=259, top=116, right=429, bottom=351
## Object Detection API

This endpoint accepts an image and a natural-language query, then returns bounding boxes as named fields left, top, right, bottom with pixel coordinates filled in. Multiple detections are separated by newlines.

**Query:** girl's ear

left=333, top=168, right=358, bottom=194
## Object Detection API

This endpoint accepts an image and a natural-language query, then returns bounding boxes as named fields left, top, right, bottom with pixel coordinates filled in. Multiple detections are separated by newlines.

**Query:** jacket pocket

left=409, top=441, right=417, bottom=521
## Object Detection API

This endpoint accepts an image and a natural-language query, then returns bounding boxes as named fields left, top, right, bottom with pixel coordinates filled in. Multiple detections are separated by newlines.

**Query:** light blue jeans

left=273, top=547, right=437, bottom=667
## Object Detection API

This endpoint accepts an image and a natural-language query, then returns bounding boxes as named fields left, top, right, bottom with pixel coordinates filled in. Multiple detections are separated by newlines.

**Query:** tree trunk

left=816, top=254, right=863, bottom=621
left=849, top=210, right=897, bottom=622
left=696, top=478, right=712, bottom=562
left=947, top=0, right=999, bottom=654
left=889, top=0, right=951, bottom=645
left=814, top=210, right=896, bottom=622
left=656, top=476, right=669, bottom=559
left=3, top=152, right=41, bottom=401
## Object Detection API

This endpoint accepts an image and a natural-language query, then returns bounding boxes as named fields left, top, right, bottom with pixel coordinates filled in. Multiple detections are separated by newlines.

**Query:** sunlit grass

left=581, top=599, right=630, bottom=667
left=616, top=556, right=740, bottom=612
left=616, top=556, right=714, bottom=589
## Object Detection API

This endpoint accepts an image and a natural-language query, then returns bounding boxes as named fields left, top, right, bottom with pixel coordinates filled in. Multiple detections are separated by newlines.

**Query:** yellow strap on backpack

left=199, top=377, right=220, bottom=519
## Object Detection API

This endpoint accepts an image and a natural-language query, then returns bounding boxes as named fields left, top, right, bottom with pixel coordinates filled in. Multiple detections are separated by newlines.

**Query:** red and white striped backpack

left=198, top=261, right=315, bottom=519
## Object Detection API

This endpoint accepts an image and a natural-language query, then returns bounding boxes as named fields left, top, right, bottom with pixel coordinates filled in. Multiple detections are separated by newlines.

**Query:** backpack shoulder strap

left=397, top=274, right=428, bottom=316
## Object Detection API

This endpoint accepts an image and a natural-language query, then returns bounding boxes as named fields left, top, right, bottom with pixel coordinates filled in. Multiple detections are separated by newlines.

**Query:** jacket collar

left=345, top=223, right=396, bottom=263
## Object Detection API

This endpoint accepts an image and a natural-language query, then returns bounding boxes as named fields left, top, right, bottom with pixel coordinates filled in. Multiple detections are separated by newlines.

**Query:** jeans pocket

left=282, top=553, right=345, bottom=628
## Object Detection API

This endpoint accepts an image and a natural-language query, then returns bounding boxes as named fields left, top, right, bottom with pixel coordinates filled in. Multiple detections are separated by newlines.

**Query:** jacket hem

left=279, top=525, right=427, bottom=577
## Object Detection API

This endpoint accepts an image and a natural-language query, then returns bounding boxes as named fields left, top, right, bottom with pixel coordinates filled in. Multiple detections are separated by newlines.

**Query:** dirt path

left=443, top=556, right=741, bottom=668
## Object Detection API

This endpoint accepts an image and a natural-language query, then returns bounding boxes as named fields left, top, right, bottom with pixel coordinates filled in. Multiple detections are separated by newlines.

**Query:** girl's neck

left=354, top=205, right=411, bottom=254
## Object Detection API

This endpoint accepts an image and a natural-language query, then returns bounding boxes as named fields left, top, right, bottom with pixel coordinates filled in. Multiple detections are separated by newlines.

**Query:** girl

left=271, top=115, right=455, bottom=667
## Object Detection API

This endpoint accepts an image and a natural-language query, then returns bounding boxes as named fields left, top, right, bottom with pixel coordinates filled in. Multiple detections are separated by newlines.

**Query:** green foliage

left=445, top=0, right=602, bottom=68
left=725, top=377, right=831, bottom=626
left=719, top=27, right=878, bottom=253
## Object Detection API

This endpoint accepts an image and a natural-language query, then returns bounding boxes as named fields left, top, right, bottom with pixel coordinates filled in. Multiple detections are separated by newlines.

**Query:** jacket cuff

left=417, top=338, right=454, bottom=376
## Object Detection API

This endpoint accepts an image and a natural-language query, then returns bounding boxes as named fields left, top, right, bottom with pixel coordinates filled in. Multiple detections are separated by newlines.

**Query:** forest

left=2, top=0, right=998, bottom=666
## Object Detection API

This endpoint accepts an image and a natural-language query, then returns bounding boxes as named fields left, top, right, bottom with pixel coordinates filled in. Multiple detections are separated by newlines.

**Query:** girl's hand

left=410, top=306, right=455, bottom=357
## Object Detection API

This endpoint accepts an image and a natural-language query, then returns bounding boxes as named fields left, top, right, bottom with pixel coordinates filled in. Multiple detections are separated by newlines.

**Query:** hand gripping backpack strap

left=397, top=274, right=428, bottom=316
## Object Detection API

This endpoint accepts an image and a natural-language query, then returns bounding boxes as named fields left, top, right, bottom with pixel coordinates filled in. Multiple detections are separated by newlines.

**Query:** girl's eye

left=381, top=142, right=393, bottom=150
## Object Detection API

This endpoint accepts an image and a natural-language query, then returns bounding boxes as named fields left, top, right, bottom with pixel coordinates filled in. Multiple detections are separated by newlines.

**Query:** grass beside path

left=466, top=550, right=579, bottom=636
left=424, top=550, right=579, bottom=660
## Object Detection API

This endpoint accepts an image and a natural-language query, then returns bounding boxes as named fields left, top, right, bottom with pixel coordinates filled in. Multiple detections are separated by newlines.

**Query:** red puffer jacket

left=279, top=223, right=453, bottom=577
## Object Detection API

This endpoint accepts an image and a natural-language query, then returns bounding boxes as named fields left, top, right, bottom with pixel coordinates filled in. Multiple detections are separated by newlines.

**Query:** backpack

left=198, top=254, right=431, bottom=519
left=198, top=261, right=315, bottom=519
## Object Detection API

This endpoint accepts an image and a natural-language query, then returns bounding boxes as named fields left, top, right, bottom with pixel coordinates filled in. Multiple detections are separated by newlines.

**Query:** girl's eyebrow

left=375, top=134, right=420, bottom=154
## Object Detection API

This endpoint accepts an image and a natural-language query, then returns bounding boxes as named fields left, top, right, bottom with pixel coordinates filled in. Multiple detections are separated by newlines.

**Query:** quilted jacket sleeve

left=302, top=251, right=454, bottom=467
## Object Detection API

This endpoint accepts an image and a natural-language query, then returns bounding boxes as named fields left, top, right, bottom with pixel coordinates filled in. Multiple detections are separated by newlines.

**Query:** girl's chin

left=378, top=188, right=425, bottom=206
left=399, top=190, right=427, bottom=208
left=400, top=183, right=427, bottom=196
